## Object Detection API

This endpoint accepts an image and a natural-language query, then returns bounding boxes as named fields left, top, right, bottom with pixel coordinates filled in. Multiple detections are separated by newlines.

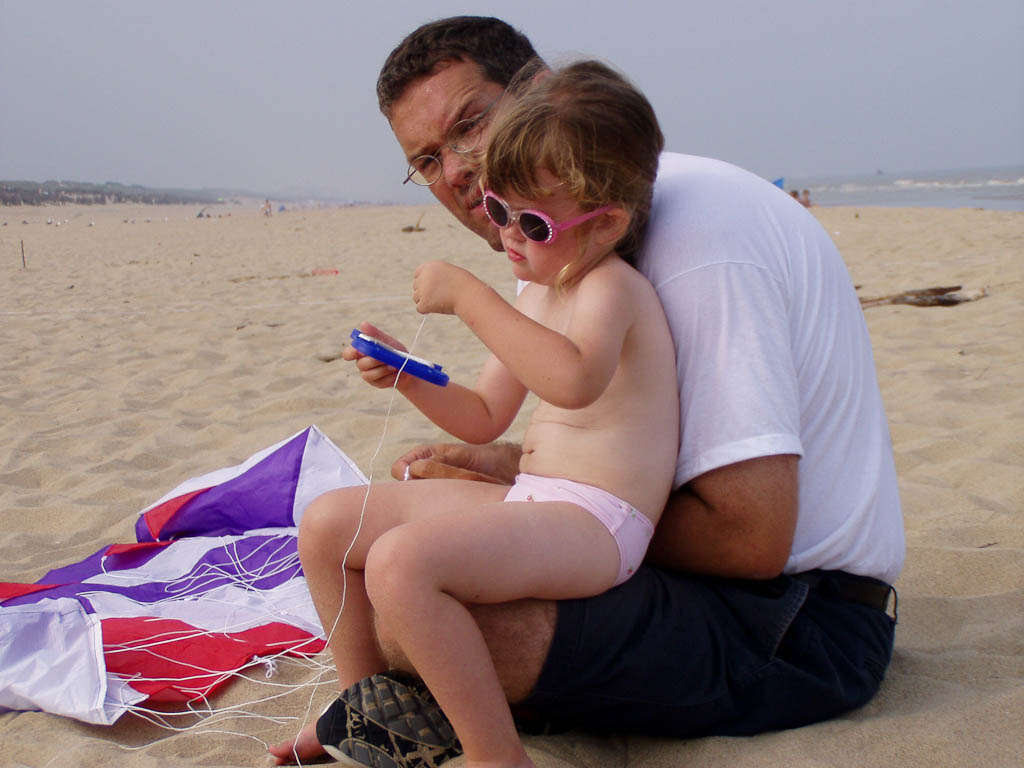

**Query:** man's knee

left=375, top=598, right=557, bottom=703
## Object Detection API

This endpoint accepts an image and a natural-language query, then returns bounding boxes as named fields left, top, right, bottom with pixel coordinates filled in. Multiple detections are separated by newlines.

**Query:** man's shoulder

left=652, top=152, right=781, bottom=207
left=642, top=152, right=818, bottom=274
left=641, top=155, right=778, bottom=274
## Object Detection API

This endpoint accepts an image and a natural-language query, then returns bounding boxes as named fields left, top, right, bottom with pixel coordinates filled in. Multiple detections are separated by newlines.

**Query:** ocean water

left=783, top=165, right=1024, bottom=211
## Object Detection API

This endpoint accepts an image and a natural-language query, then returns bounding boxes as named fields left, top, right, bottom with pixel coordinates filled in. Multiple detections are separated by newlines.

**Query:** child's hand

left=342, top=322, right=405, bottom=389
left=413, top=261, right=476, bottom=315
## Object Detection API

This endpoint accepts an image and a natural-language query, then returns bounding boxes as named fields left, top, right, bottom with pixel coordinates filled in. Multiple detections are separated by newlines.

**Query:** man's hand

left=391, top=442, right=522, bottom=485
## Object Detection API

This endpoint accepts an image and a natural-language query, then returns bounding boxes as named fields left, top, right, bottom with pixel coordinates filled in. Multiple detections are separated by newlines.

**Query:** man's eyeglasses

left=483, top=191, right=613, bottom=245
left=403, top=101, right=498, bottom=186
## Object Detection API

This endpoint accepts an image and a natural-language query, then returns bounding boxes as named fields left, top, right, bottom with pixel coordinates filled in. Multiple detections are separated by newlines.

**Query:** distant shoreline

left=786, top=164, right=1024, bottom=212
left=0, top=180, right=246, bottom=207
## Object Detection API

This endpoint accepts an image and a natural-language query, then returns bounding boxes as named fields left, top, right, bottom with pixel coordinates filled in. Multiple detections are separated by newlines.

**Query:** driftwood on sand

left=859, top=285, right=989, bottom=308
left=401, top=213, right=426, bottom=233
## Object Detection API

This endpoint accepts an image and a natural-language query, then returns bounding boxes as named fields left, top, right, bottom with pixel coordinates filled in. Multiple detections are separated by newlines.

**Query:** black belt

left=794, top=570, right=894, bottom=614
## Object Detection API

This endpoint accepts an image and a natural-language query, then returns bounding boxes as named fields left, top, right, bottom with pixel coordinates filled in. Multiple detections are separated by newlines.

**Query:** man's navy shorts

left=517, top=566, right=896, bottom=736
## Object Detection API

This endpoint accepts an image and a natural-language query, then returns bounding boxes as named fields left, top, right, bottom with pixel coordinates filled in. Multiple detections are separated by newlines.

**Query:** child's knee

left=298, top=489, right=356, bottom=551
left=364, top=527, right=428, bottom=609
left=298, top=492, right=331, bottom=538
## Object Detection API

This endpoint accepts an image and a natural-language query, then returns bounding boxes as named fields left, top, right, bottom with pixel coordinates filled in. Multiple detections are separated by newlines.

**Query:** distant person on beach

left=293, top=61, right=676, bottom=768
left=790, top=189, right=801, bottom=201
left=801, top=189, right=813, bottom=207
left=271, top=16, right=903, bottom=767
left=262, top=198, right=272, bottom=217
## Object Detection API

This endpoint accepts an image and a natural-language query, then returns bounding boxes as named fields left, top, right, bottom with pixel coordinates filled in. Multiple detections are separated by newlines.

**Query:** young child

left=300, top=60, right=677, bottom=768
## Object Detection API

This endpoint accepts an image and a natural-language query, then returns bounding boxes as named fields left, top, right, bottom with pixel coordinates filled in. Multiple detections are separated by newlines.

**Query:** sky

left=2, top=0, right=1022, bottom=204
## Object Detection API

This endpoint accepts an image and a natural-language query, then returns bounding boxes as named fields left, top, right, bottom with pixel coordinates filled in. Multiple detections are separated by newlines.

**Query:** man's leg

left=514, top=567, right=895, bottom=736
left=377, top=598, right=558, bottom=705
left=366, top=567, right=894, bottom=751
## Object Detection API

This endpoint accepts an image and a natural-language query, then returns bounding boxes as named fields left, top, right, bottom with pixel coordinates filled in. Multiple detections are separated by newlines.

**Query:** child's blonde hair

left=483, top=59, right=664, bottom=285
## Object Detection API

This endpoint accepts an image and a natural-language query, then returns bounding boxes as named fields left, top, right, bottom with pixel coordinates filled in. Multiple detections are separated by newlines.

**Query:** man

left=271, top=16, right=903, bottom=766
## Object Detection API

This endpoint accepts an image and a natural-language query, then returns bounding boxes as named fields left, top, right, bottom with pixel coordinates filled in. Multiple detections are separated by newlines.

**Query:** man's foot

left=316, top=673, right=462, bottom=767
left=269, top=721, right=327, bottom=765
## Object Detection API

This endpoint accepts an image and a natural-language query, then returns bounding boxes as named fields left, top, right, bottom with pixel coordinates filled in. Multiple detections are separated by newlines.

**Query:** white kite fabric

left=0, top=426, right=367, bottom=725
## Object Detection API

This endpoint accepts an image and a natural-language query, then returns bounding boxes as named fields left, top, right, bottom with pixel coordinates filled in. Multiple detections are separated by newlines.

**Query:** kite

left=0, top=426, right=367, bottom=725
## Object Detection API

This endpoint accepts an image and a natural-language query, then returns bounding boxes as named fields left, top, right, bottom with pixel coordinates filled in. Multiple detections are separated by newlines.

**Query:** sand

left=1, top=201, right=1021, bottom=767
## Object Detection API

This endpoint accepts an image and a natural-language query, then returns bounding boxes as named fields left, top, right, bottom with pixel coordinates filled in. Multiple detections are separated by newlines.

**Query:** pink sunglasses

left=483, top=190, right=612, bottom=244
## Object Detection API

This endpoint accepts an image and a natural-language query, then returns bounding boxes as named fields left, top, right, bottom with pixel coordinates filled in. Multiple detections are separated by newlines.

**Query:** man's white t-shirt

left=636, top=154, right=904, bottom=584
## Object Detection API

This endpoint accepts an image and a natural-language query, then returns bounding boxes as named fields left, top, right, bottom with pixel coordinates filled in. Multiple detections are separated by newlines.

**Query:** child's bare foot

left=268, top=722, right=324, bottom=765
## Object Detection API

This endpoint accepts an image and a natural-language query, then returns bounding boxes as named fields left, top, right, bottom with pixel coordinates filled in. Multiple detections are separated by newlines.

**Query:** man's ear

left=592, top=206, right=631, bottom=247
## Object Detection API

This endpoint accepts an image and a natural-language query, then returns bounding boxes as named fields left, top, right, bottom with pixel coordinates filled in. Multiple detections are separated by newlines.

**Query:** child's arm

left=344, top=323, right=528, bottom=445
left=395, top=352, right=528, bottom=444
left=414, top=260, right=636, bottom=409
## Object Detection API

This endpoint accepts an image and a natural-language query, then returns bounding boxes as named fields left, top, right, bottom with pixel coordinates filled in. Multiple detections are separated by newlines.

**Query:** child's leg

left=364, top=500, right=619, bottom=767
left=297, top=480, right=510, bottom=691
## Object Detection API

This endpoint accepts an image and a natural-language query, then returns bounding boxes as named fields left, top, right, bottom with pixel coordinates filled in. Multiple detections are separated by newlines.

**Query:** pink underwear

left=504, top=473, right=654, bottom=586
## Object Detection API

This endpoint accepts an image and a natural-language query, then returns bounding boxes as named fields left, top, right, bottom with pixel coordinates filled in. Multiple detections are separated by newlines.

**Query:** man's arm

left=647, top=454, right=799, bottom=580
left=394, top=446, right=798, bottom=578
left=394, top=449, right=799, bottom=581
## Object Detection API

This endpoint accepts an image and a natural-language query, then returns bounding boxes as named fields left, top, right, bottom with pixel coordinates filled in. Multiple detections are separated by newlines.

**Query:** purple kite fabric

left=0, top=426, right=366, bottom=725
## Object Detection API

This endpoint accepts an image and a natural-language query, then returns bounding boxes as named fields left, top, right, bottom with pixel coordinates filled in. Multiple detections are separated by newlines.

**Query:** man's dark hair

left=377, top=16, right=540, bottom=119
